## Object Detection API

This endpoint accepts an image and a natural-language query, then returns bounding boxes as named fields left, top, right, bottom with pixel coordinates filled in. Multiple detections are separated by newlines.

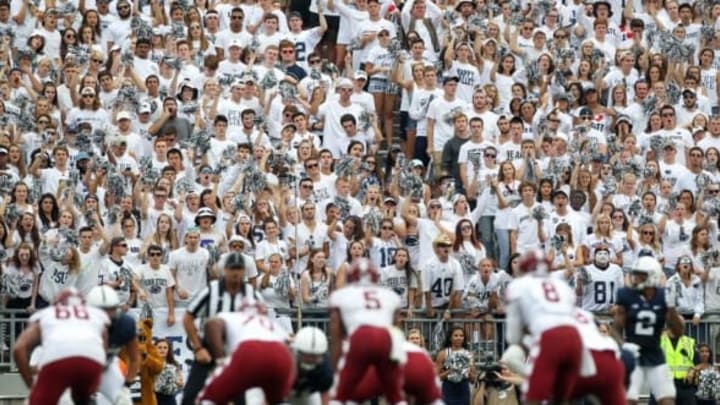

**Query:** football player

left=505, top=250, right=594, bottom=404
left=328, top=258, right=406, bottom=405
left=197, top=298, right=294, bottom=404
left=13, top=288, right=110, bottom=405
left=86, top=285, right=141, bottom=405
left=571, top=308, right=627, bottom=403
left=614, top=256, right=684, bottom=405
left=289, top=326, right=334, bottom=405
left=576, top=245, right=625, bottom=313
left=352, top=331, right=444, bottom=405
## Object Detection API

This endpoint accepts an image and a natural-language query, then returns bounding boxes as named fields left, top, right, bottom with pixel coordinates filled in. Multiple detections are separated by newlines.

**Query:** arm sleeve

left=186, top=287, right=210, bottom=318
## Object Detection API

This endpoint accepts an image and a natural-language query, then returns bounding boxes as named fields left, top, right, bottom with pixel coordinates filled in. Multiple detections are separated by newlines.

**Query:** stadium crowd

left=4, top=0, right=720, bottom=401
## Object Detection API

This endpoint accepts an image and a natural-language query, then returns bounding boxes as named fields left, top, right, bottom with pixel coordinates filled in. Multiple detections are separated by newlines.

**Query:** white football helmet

left=292, top=326, right=328, bottom=370
left=292, top=326, right=328, bottom=355
left=630, top=256, right=662, bottom=290
left=86, top=285, right=120, bottom=308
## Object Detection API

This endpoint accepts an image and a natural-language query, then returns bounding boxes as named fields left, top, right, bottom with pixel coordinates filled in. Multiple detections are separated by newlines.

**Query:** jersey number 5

left=364, top=291, right=381, bottom=309
left=55, top=305, right=89, bottom=320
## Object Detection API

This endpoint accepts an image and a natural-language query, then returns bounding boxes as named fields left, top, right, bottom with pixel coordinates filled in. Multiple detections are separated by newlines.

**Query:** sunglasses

left=305, top=163, right=318, bottom=169
left=302, top=184, right=313, bottom=189
left=149, top=252, right=162, bottom=257
left=642, top=231, right=654, bottom=235
left=484, top=154, right=496, bottom=158
left=309, top=59, right=321, bottom=64
left=708, top=189, right=720, bottom=194
left=65, top=34, right=76, bottom=39
left=82, top=94, right=94, bottom=98
left=118, top=243, right=128, bottom=248
left=382, top=226, right=393, bottom=230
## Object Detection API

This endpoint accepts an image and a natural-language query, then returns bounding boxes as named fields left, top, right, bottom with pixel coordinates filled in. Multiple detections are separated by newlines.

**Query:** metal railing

left=4, top=308, right=720, bottom=371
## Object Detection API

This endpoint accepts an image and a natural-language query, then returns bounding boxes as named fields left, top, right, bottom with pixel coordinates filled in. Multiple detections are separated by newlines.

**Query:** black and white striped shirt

left=186, top=280, right=262, bottom=330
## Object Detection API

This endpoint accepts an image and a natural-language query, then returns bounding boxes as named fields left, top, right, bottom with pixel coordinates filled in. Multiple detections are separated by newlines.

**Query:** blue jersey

left=616, top=287, right=667, bottom=366
left=293, top=355, right=333, bottom=395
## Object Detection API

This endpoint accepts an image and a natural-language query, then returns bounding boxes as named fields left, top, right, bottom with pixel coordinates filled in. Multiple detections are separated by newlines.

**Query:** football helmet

left=345, top=258, right=380, bottom=285
left=518, top=250, right=551, bottom=275
left=292, top=326, right=328, bottom=355
left=54, top=287, right=84, bottom=306
left=630, top=256, right=662, bottom=290
left=86, top=285, right=121, bottom=308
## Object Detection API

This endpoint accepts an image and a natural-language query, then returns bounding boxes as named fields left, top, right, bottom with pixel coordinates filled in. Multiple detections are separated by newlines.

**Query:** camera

left=478, top=363, right=509, bottom=388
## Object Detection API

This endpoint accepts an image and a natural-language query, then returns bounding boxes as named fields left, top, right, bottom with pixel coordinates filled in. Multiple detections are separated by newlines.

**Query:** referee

left=181, top=252, right=261, bottom=405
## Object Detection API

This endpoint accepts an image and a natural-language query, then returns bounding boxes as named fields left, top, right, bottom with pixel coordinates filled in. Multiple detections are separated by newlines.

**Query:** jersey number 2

left=635, top=310, right=657, bottom=336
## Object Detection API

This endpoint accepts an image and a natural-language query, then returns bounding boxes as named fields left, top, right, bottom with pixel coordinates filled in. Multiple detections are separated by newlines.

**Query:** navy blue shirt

left=108, top=313, right=137, bottom=358
left=293, top=355, right=333, bottom=395
left=616, top=287, right=668, bottom=366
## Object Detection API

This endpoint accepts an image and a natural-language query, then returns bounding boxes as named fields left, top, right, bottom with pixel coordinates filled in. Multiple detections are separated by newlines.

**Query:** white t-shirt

left=136, top=264, right=176, bottom=308
left=426, top=96, right=469, bottom=150
left=168, top=247, right=210, bottom=305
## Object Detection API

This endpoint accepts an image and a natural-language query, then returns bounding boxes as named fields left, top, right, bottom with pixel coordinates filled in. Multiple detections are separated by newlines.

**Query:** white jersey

left=98, top=258, right=135, bottom=305
left=369, top=237, right=401, bottom=269
left=329, top=285, right=400, bottom=334
left=574, top=308, right=620, bottom=354
left=217, top=311, right=286, bottom=354
left=578, top=264, right=624, bottom=313
left=30, top=304, right=109, bottom=366
left=505, top=275, right=577, bottom=345
left=462, top=273, right=501, bottom=312
left=421, top=256, right=465, bottom=308
left=379, top=265, right=419, bottom=309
